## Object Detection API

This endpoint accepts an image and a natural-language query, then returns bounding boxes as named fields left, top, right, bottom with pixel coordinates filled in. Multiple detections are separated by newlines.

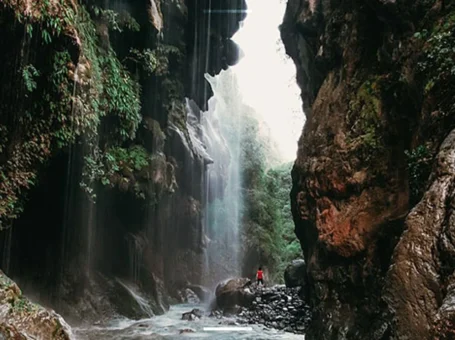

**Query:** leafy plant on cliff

left=22, top=65, right=40, bottom=93
left=418, top=12, right=455, bottom=93
left=92, top=6, right=140, bottom=33
left=125, top=44, right=183, bottom=77
left=405, top=145, right=433, bottom=206
left=81, top=145, right=151, bottom=200
left=0, top=2, right=77, bottom=225
left=0, top=3, right=143, bottom=224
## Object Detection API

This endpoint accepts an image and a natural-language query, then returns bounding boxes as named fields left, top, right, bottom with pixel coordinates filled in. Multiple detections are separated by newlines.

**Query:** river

left=74, top=304, right=304, bottom=339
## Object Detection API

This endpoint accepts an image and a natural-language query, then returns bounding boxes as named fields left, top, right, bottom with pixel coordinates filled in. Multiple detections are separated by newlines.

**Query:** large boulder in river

left=0, top=271, right=72, bottom=339
left=284, top=259, right=306, bottom=288
left=215, top=278, right=254, bottom=309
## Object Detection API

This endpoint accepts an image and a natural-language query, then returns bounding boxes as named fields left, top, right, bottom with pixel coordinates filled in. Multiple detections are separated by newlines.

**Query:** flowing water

left=200, top=71, right=245, bottom=286
left=74, top=304, right=304, bottom=339
left=116, top=279, right=155, bottom=318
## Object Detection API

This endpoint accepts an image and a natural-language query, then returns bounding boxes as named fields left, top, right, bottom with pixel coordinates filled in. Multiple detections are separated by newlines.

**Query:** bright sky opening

left=230, top=0, right=305, bottom=162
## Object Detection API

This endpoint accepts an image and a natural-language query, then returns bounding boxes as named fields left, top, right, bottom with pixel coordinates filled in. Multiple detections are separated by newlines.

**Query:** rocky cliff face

left=0, top=0, right=245, bottom=325
left=282, top=0, right=455, bottom=338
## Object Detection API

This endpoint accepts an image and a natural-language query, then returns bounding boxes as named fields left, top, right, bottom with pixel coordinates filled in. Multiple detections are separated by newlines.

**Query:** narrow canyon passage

left=2, top=0, right=455, bottom=339
left=0, top=0, right=308, bottom=339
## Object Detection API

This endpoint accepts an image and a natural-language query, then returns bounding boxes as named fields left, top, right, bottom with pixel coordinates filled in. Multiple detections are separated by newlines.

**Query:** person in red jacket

left=256, top=267, right=264, bottom=286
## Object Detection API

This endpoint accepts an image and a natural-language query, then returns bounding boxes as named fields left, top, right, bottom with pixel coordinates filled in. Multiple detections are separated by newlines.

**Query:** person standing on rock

left=256, top=267, right=264, bottom=286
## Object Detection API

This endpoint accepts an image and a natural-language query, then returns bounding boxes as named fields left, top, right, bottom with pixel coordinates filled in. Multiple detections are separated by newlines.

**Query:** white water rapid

left=75, top=303, right=304, bottom=339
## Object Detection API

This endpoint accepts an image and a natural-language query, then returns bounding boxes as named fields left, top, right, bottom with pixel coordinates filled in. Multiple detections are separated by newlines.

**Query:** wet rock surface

left=181, top=308, right=203, bottom=321
left=281, top=0, right=455, bottom=338
left=384, top=130, right=455, bottom=339
left=284, top=259, right=306, bottom=288
left=211, top=285, right=311, bottom=334
left=239, top=285, right=310, bottom=334
left=215, top=278, right=254, bottom=309
left=0, top=271, right=72, bottom=339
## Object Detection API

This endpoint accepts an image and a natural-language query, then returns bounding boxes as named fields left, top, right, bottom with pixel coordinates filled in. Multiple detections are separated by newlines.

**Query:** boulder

left=0, top=270, right=72, bottom=339
left=215, top=278, right=254, bottom=310
left=181, top=308, right=203, bottom=321
left=284, top=259, right=306, bottom=288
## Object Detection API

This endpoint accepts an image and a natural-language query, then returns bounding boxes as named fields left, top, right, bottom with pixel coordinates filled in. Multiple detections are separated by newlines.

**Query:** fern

left=22, top=65, right=40, bottom=93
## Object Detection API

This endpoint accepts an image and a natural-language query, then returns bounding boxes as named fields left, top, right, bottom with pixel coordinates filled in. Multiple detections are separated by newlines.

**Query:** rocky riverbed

left=240, top=285, right=310, bottom=333
left=210, top=284, right=311, bottom=334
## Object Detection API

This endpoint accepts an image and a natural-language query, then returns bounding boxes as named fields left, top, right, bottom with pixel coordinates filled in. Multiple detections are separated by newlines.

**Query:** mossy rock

left=0, top=271, right=72, bottom=339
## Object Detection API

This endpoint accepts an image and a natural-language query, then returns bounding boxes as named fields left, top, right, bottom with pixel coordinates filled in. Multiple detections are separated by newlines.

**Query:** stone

left=215, top=278, right=254, bottom=310
left=0, top=271, right=72, bottom=339
left=181, top=308, right=203, bottom=321
left=284, top=259, right=307, bottom=288
left=232, top=284, right=310, bottom=334
left=179, top=328, right=195, bottom=334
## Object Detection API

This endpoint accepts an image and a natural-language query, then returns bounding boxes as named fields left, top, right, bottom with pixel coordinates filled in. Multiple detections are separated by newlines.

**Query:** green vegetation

left=266, top=164, right=302, bottom=276
left=5, top=0, right=75, bottom=43
left=22, top=65, right=40, bottom=93
left=81, top=145, right=151, bottom=200
left=243, top=160, right=301, bottom=283
left=223, top=109, right=301, bottom=282
left=125, top=44, right=183, bottom=76
left=92, top=6, right=140, bottom=32
left=0, top=1, right=149, bottom=224
left=417, top=11, right=455, bottom=93
left=405, top=145, right=433, bottom=206
left=347, top=76, right=387, bottom=161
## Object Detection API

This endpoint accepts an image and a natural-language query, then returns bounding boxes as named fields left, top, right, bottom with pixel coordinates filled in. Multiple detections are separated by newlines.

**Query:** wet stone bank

left=210, top=285, right=311, bottom=335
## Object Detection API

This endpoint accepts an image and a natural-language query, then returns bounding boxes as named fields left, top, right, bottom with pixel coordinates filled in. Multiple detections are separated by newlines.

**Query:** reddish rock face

left=282, top=0, right=455, bottom=338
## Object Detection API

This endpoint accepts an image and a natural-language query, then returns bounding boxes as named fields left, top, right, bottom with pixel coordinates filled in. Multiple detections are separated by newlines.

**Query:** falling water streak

left=230, top=88, right=242, bottom=276
left=127, top=234, right=142, bottom=283
left=202, top=167, right=210, bottom=286
left=59, top=57, right=80, bottom=290
left=116, top=279, right=154, bottom=317
left=1, top=228, right=12, bottom=273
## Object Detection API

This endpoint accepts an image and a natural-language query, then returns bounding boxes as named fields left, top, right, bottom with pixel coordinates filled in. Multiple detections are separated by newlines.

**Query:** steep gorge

left=3, top=0, right=455, bottom=338
left=282, top=0, right=455, bottom=339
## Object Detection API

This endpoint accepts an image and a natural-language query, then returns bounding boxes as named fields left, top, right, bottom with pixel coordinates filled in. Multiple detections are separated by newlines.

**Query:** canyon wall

left=0, top=0, right=245, bottom=324
left=282, top=0, right=455, bottom=338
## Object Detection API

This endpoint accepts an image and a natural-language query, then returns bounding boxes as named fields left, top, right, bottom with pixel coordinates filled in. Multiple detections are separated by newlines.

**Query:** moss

left=346, top=76, right=387, bottom=161
left=0, top=2, right=142, bottom=224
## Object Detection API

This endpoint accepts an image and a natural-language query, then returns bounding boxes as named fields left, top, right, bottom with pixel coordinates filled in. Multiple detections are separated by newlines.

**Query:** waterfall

left=194, top=0, right=304, bottom=287
left=195, top=69, right=253, bottom=287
